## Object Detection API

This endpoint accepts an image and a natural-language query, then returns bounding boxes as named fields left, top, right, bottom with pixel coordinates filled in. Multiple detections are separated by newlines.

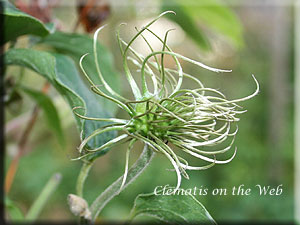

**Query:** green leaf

left=40, top=31, right=120, bottom=115
left=20, top=86, right=65, bottom=147
left=162, top=0, right=211, bottom=51
left=5, top=48, right=117, bottom=159
left=0, top=0, right=53, bottom=44
left=161, top=0, right=243, bottom=50
left=131, top=192, right=216, bottom=224
left=5, top=197, right=24, bottom=220
left=54, top=53, right=116, bottom=159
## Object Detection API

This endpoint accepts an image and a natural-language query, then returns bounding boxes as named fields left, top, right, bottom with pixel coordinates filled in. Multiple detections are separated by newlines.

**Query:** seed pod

left=67, top=194, right=91, bottom=220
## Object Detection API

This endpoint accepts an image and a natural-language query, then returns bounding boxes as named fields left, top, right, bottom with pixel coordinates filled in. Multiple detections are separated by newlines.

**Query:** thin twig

left=5, top=82, right=50, bottom=194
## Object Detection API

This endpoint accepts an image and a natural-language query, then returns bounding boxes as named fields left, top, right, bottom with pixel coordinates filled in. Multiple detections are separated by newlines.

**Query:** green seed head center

left=130, top=102, right=168, bottom=139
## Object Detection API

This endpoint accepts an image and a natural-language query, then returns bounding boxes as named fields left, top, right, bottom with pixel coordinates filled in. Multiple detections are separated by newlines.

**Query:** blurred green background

left=5, top=0, right=294, bottom=222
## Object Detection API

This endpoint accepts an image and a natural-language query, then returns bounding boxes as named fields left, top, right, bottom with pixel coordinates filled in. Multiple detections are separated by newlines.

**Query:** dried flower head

left=68, top=194, right=91, bottom=220
left=73, top=11, right=259, bottom=191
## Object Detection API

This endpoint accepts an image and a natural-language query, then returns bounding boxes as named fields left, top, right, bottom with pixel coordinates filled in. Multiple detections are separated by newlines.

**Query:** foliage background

left=4, top=0, right=294, bottom=222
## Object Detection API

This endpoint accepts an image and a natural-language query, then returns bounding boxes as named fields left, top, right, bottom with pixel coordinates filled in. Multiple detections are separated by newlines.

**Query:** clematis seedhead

left=73, top=11, right=259, bottom=191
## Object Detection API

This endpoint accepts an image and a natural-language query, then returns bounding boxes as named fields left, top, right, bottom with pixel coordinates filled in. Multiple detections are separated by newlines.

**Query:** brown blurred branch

left=5, top=82, right=50, bottom=194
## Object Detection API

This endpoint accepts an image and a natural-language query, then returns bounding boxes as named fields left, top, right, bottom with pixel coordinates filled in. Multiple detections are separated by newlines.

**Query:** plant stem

left=90, top=145, right=154, bottom=222
left=25, top=173, right=62, bottom=221
left=76, top=161, right=94, bottom=197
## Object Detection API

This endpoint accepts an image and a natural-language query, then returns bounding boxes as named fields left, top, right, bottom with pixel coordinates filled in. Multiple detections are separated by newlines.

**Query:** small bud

left=67, top=194, right=91, bottom=220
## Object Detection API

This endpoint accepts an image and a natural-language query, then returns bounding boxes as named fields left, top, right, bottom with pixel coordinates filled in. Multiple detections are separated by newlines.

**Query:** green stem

left=89, top=145, right=154, bottom=222
left=25, top=173, right=62, bottom=221
left=76, top=161, right=94, bottom=197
